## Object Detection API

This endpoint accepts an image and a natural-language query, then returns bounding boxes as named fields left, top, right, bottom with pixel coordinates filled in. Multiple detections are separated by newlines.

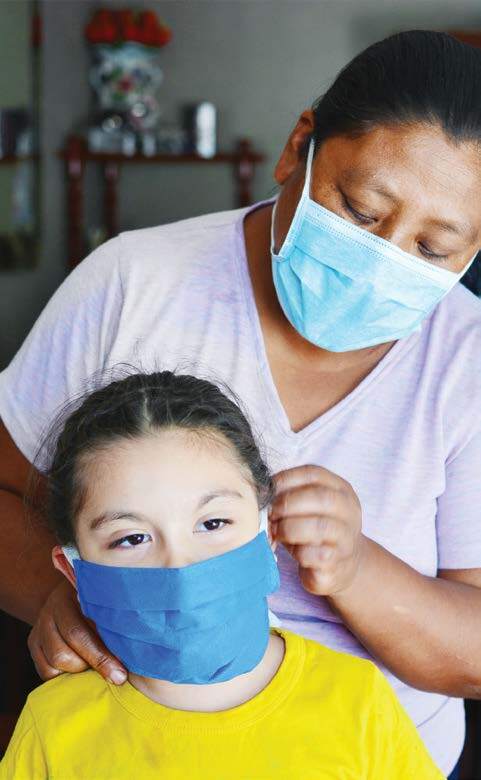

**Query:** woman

left=0, top=30, right=480, bottom=778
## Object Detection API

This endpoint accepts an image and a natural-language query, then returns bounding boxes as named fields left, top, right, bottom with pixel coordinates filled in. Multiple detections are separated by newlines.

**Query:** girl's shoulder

left=285, top=628, right=380, bottom=679
left=277, top=627, right=382, bottom=702
left=26, top=669, right=111, bottom=726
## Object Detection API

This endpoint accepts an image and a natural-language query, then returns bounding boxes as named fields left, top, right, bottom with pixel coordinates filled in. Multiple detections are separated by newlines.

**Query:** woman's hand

left=27, top=579, right=128, bottom=684
left=269, top=465, right=364, bottom=596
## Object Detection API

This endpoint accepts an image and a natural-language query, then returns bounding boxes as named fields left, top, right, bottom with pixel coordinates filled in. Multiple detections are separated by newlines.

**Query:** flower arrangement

left=85, top=8, right=172, bottom=48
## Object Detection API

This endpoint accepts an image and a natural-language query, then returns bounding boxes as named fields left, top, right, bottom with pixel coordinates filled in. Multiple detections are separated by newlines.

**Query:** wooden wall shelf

left=0, top=154, right=37, bottom=165
left=60, top=135, right=265, bottom=269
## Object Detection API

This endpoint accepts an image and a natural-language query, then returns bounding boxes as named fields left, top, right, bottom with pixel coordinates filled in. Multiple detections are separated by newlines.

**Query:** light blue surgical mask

left=62, top=509, right=280, bottom=684
left=271, top=139, right=477, bottom=352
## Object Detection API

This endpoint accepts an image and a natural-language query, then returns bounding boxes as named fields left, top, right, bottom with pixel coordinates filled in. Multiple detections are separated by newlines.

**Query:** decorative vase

left=89, top=42, right=163, bottom=131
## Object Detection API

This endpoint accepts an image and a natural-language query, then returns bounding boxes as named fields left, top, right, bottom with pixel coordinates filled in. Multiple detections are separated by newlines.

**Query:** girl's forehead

left=77, top=429, right=255, bottom=510
left=82, top=427, right=235, bottom=466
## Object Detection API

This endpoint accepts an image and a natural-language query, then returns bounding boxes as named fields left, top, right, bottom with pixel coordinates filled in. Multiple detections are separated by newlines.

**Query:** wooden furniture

left=450, top=30, right=481, bottom=48
left=0, top=154, right=37, bottom=165
left=60, top=136, right=265, bottom=269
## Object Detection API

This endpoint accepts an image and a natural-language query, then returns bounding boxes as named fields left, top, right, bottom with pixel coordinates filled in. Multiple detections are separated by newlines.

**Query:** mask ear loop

left=259, top=505, right=277, bottom=551
left=262, top=506, right=282, bottom=628
left=271, top=136, right=315, bottom=257
left=459, top=250, right=480, bottom=280
left=62, top=544, right=81, bottom=566
left=302, top=136, right=315, bottom=202
left=270, top=200, right=278, bottom=253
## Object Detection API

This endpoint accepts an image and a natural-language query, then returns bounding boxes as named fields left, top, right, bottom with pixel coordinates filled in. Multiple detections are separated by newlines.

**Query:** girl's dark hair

left=309, top=29, right=481, bottom=294
left=33, top=368, right=274, bottom=545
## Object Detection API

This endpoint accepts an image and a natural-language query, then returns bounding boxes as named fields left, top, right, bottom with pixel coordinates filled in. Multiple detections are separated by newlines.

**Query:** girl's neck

left=127, top=632, right=285, bottom=712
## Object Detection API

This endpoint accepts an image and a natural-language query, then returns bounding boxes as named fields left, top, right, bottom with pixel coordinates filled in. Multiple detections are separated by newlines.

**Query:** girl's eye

left=197, top=518, right=231, bottom=533
left=111, top=533, right=152, bottom=548
left=342, top=195, right=376, bottom=225
left=418, top=242, right=449, bottom=261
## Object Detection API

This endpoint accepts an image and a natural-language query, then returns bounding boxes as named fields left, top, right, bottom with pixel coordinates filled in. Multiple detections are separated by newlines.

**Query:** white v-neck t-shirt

left=1, top=201, right=481, bottom=775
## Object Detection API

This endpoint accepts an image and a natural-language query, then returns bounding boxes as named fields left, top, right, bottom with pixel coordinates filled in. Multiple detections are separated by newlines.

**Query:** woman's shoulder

left=430, top=283, right=481, bottom=349
left=118, top=205, right=248, bottom=260
left=415, top=283, right=481, bottom=416
left=425, top=284, right=481, bottom=425
left=112, top=204, right=253, bottom=295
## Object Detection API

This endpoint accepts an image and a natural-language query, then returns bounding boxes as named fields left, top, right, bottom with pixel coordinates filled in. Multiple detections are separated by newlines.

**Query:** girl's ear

left=52, top=545, right=77, bottom=590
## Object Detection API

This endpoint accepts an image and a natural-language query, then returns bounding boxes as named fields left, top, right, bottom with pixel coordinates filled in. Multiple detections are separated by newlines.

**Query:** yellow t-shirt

left=1, top=629, right=444, bottom=780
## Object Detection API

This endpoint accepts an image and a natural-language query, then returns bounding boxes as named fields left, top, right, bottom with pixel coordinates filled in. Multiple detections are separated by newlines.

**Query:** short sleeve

left=0, top=703, right=47, bottom=779
left=368, top=667, right=445, bottom=779
left=0, top=237, right=123, bottom=470
left=436, top=426, right=481, bottom=570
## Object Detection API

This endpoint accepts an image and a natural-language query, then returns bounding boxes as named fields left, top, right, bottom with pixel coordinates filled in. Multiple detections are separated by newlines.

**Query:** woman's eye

left=342, top=195, right=375, bottom=225
left=111, top=533, right=152, bottom=548
left=418, top=243, right=449, bottom=261
left=197, top=518, right=231, bottom=533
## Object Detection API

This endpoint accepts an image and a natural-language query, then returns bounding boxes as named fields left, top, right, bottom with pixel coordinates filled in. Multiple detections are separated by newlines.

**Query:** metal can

left=183, top=102, right=217, bottom=158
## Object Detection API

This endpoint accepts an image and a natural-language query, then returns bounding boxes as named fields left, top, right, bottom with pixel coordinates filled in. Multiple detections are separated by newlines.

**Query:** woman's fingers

left=270, top=465, right=363, bottom=596
left=272, top=513, right=336, bottom=545
left=28, top=580, right=127, bottom=685
left=56, top=617, right=126, bottom=683
left=28, top=614, right=89, bottom=679
left=272, top=464, right=345, bottom=495
left=270, top=483, right=349, bottom=524
left=28, top=637, right=64, bottom=681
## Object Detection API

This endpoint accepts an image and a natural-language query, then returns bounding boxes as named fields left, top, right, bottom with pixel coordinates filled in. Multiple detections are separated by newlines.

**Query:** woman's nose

left=373, top=219, right=413, bottom=254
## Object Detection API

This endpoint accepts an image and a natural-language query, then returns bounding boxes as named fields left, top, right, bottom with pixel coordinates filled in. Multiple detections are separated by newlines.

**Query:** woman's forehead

left=313, top=124, right=481, bottom=238
left=318, top=124, right=479, bottom=181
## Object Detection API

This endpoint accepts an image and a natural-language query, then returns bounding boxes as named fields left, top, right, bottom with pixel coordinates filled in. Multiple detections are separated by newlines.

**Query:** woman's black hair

left=31, top=367, right=274, bottom=545
left=308, top=29, right=481, bottom=294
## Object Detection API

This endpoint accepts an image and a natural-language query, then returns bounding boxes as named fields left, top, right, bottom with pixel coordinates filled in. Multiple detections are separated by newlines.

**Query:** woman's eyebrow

left=340, top=168, right=399, bottom=203
left=342, top=169, right=476, bottom=241
left=427, top=217, right=477, bottom=242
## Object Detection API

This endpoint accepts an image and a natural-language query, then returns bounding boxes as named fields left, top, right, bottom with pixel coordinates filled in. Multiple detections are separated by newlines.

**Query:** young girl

left=1, top=370, right=443, bottom=779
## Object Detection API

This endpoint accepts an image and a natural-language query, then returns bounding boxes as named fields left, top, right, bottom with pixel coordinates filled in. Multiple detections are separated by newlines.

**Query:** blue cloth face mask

left=62, top=511, right=280, bottom=684
left=271, top=139, right=477, bottom=352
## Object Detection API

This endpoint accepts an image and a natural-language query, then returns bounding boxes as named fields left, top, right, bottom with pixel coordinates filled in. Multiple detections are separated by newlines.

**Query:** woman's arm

left=270, top=464, right=481, bottom=698
left=0, top=419, right=61, bottom=623
left=328, top=536, right=481, bottom=697
left=0, top=420, right=127, bottom=685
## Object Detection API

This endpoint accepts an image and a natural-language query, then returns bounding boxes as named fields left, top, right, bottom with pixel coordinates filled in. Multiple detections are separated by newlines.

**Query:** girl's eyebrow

left=89, top=511, right=138, bottom=531
left=89, top=491, right=244, bottom=531
left=197, top=489, right=244, bottom=509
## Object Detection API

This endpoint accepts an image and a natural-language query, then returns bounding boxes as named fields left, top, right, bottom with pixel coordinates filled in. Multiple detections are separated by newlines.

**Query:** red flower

left=85, top=8, right=172, bottom=47
left=85, top=10, right=117, bottom=44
